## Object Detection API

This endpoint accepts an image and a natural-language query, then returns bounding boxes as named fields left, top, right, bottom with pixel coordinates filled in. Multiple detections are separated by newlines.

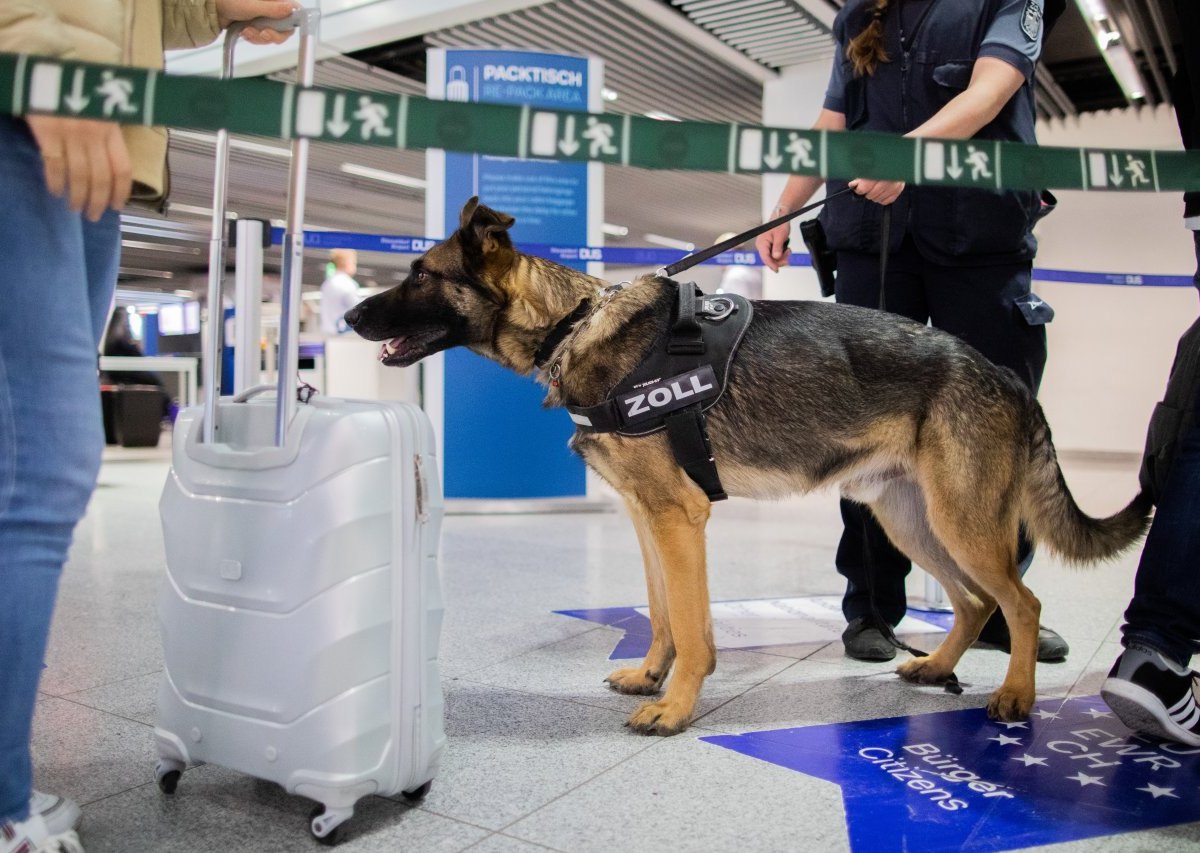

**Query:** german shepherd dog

left=345, top=197, right=1151, bottom=735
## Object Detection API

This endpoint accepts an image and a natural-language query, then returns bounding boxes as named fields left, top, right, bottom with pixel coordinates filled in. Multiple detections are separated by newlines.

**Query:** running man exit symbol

left=923, top=141, right=993, bottom=184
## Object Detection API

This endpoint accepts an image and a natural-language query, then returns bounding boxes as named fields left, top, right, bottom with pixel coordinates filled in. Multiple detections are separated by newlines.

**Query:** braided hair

left=845, top=0, right=891, bottom=77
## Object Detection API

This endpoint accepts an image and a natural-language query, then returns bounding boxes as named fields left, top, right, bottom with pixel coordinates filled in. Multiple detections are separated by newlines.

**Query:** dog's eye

left=413, top=269, right=428, bottom=285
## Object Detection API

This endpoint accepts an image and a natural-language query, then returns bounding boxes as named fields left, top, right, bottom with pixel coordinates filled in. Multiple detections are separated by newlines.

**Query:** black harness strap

left=663, top=282, right=725, bottom=501
left=668, top=280, right=705, bottom=355
left=665, top=404, right=727, bottom=501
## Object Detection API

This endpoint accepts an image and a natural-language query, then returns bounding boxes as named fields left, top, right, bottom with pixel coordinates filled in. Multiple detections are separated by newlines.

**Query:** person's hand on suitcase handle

left=217, top=0, right=303, bottom=45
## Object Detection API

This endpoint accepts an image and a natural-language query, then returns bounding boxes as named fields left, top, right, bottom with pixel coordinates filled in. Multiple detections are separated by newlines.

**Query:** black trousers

left=833, top=236, right=1047, bottom=625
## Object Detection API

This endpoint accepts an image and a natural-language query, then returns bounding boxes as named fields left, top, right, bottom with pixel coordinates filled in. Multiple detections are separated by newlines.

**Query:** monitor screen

left=183, top=301, right=200, bottom=335
left=159, top=304, right=184, bottom=336
left=125, top=309, right=144, bottom=342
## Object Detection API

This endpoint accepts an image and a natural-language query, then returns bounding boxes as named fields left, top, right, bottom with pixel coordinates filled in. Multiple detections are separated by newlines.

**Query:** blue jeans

left=0, top=116, right=120, bottom=822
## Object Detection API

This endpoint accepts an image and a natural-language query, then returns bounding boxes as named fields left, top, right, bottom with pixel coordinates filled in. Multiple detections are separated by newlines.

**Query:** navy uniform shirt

left=818, top=0, right=1046, bottom=267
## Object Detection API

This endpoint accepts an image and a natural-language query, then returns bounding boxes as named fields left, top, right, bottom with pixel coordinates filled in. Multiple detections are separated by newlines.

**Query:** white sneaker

left=0, top=812, right=84, bottom=853
left=29, top=793, right=80, bottom=837
left=1102, top=644, right=1200, bottom=747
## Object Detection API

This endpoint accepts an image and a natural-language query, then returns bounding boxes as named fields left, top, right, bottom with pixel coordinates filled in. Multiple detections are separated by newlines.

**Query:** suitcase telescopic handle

left=201, top=7, right=321, bottom=446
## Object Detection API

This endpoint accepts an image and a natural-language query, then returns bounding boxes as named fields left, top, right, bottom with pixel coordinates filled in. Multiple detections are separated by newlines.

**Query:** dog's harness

left=550, top=279, right=753, bottom=502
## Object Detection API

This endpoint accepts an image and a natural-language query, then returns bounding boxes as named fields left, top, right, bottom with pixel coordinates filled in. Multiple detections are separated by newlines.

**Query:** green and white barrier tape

left=4, top=52, right=1199, bottom=192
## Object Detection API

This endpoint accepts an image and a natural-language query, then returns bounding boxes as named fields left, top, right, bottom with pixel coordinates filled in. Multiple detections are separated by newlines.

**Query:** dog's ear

left=459, top=196, right=482, bottom=231
left=458, top=196, right=516, bottom=251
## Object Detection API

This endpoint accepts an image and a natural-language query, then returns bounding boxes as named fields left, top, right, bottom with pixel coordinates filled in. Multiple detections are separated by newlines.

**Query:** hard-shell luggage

left=155, top=393, right=446, bottom=842
left=153, top=11, right=445, bottom=843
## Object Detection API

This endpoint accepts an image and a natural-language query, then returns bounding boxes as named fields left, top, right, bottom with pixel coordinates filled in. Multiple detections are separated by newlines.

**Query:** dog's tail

left=1021, top=406, right=1152, bottom=564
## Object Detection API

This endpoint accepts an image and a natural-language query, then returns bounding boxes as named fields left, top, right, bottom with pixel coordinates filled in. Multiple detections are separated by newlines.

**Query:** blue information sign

left=430, top=47, right=598, bottom=499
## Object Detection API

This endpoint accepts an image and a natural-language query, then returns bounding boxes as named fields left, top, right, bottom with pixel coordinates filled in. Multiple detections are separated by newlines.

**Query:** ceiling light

left=602, top=223, right=629, bottom=237
left=169, top=203, right=214, bottom=218
left=340, top=163, right=427, bottom=190
left=643, top=233, right=695, bottom=251
left=121, top=240, right=203, bottom=255
left=1073, top=0, right=1149, bottom=103
left=118, top=267, right=174, bottom=280
left=173, top=129, right=291, bottom=159
left=602, top=88, right=619, bottom=102
left=643, top=110, right=682, bottom=122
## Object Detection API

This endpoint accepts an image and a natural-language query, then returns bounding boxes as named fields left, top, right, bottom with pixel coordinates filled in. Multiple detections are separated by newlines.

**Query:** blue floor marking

left=554, top=600, right=952, bottom=660
left=552, top=606, right=654, bottom=659
left=702, top=696, right=1200, bottom=851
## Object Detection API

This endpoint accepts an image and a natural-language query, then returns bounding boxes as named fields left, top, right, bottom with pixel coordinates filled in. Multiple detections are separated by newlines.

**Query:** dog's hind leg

left=921, top=483, right=1041, bottom=721
left=621, top=481, right=715, bottom=736
left=869, top=480, right=996, bottom=686
left=605, top=500, right=676, bottom=696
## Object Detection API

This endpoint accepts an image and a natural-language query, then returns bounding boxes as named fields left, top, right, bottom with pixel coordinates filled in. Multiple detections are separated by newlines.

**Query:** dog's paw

left=625, top=699, right=690, bottom=736
left=604, top=666, right=665, bottom=696
left=895, top=657, right=952, bottom=685
left=986, top=687, right=1034, bottom=722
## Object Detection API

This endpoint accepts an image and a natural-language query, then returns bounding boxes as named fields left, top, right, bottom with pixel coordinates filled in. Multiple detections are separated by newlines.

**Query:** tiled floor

left=33, top=449, right=1200, bottom=851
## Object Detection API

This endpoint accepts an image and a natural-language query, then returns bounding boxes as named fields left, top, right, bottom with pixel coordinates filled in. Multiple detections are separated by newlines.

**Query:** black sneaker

left=1102, top=644, right=1200, bottom=747
left=842, top=617, right=897, bottom=662
left=975, top=615, right=1070, bottom=663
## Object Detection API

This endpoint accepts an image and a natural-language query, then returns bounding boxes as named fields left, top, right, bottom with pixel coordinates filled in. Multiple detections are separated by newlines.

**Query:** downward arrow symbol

left=326, top=94, right=351, bottom=138
left=62, top=69, right=89, bottom=113
left=1109, top=154, right=1124, bottom=186
left=763, top=132, right=783, bottom=169
left=946, top=146, right=963, bottom=179
left=558, top=115, right=580, bottom=156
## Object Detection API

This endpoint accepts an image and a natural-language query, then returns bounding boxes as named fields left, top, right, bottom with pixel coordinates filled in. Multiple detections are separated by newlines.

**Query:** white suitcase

left=154, top=393, right=446, bottom=842
left=153, top=11, right=445, bottom=843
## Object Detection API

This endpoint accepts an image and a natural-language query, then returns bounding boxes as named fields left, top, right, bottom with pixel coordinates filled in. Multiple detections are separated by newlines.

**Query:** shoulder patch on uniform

left=1020, top=0, right=1043, bottom=41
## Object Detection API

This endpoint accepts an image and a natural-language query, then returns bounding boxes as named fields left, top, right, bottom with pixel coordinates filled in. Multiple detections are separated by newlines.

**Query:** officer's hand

left=27, top=115, right=132, bottom=221
left=216, top=0, right=298, bottom=44
left=850, top=178, right=905, bottom=206
left=755, top=221, right=791, bottom=272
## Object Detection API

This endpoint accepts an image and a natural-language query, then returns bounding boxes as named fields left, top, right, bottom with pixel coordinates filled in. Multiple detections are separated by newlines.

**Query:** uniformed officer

left=755, top=0, right=1069, bottom=663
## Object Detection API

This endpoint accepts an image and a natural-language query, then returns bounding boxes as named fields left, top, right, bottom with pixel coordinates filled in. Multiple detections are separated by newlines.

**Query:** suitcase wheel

left=155, top=758, right=186, bottom=795
left=401, top=781, right=432, bottom=802
left=309, top=804, right=351, bottom=846
left=157, top=770, right=181, bottom=795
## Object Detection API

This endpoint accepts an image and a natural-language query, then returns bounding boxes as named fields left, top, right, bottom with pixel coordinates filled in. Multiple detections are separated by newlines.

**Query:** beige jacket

left=0, top=0, right=221, bottom=205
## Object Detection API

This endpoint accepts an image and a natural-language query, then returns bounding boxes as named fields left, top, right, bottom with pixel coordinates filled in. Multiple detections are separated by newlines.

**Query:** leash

left=657, top=187, right=854, bottom=279
left=878, top=205, right=890, bottom=311
left=860, top=521, right=963, bottom=695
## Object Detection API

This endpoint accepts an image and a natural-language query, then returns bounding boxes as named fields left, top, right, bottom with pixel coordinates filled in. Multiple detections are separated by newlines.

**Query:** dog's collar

left=533, top=298, right=593, bottom=370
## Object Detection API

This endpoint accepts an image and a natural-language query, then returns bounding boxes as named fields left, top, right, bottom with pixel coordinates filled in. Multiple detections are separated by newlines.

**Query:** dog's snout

left=344, top=305, right=363, bottom=329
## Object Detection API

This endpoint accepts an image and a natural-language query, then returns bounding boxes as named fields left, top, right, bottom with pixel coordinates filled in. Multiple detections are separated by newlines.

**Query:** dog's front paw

left=986, top=687, right=1033, bottom=721
left=625, top=699, right=691, bottom=736
left=605, top=666, right=665, bottom=696
left=896, top=656, right=953, bottom=685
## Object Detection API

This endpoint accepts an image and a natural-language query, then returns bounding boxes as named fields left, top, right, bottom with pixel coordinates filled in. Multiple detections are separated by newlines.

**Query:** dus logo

left=410, top=238, right=435, bottom=253
left=578, top=247, right=602, bottom=261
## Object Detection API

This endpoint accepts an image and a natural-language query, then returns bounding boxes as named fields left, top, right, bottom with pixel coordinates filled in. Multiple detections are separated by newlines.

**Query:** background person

left=754, top=0, right=1068, bottom=665
left=101, top=307, right=165, bottom=387
left=320, top=248, right=363, bottom=335
left=713, top=231, right=764, bottom=299
left=0, top=3, right=294, bottom=852
left=1100, top=0, right=1200, bottom=747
